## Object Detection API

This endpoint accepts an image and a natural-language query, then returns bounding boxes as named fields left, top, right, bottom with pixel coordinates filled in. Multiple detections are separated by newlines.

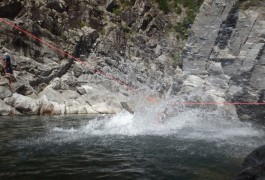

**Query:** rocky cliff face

left=181, top=0, right=265, bottom=122
left=0, top=0, right=182, bottom=115
left=1, top=0, right=264, bottom=121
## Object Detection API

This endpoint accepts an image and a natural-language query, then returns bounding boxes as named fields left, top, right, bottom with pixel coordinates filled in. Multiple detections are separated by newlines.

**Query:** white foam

left=71, top=101, right=263, bottom=142
left=34, top=95, right=264, bottom=148
left=53, top=127, right=78, bottom=133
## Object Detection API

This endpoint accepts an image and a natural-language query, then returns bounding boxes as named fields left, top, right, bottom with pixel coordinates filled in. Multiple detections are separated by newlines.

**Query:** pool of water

left=0, top=108, right=264, bottom=180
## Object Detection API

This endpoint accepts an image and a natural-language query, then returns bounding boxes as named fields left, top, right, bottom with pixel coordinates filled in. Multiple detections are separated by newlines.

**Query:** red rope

left=0, top=18, right=138, bottom=92
left=1, top=18, right=265, bottom=106
left=171, top=102, right=265, bottom=105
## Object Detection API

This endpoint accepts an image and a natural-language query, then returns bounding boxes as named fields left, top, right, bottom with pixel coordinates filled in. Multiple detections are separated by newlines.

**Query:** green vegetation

left=154, top=0, right=204, bottom=40
left=155, top=0, right=170, bottom=13
left=172, top=52, right=181, bottom=67
left=238, top=0, right=264, bottom=10
left=99, top=28, right=105, bottom=35
left=175, top=5, right=182, bottom=15
left=155, top=0, right=203, bottom=14
left=175, top=8, right=198, bottom=39
left=79, top=21, right=87, bottom=28
left=110, top=0, right=137, bottom=16
left=112, top=7, right=123, bottom=16
left=121, top=25, right=130, bottom=34
left=120, top=0, right=136, bottom=7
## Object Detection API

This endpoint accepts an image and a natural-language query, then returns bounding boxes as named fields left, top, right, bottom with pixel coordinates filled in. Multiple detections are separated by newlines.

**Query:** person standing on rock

left=0, top=58, right=4, bottom=76
left=3, top=53, right=13, bottom=85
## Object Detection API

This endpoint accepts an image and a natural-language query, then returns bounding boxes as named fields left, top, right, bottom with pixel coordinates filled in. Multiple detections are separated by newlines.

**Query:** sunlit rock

left=0, top=99, right=13, bottom=115
left=5, top=93, right=40, bottom=115
left=0, top=85, right=12, bottom=99
left=39, top=95, right=64, bottom=115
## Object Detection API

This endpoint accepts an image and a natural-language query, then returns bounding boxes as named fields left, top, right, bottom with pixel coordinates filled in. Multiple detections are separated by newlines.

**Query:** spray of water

left=11, top=93, right=264, bottom=160
left=50, top=94, right=263, bottom=144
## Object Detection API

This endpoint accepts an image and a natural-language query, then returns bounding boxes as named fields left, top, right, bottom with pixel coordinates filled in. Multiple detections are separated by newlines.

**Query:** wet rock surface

left=237, top=145, right=265, bottom=180
left=181, top=0, right=265, bottom=122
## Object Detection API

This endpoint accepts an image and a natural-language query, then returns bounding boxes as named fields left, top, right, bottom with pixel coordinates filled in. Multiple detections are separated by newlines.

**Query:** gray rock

left=228, top=10, right=259, bottom=56
left=60, top=72, right=77, bottom=90
left=208, top=62, right=224, bottom=75
left=61, top=90, right=79, bottom=100
left=134, top=0, right=152, bottom=16
left=238, top=43, right=264, bottom=74
left=76, top=86, right=86, bottom=95
left=74, top=27, right=99, bottom=57
left=250, top=66, right=265, bottom=90
left=73, top=62, right=85, bottom=77
left=120, top=8, right=137, bottom=26
left=0, top=85, right=12, bottom=99
left=92, top=99, right=122, bottom=114
left=0, top=99, right=12, bottom=115
left=0, top=76, right=9, bottom=86
left=39, top=87, right=64, bottom=103
left=50, top=77, right=61, bottom=90
left=121, top=101, right=134, bottom=114
left=65, top=100, right=80, bottom=114
left=228, top=85, right=243, bottom=97
left=182, top=0, right=237, bottom=75
left=237, top=145, right=265, bottom=180
left=76, top=85, right=93, bottom=95
left=207, top=74, right=230, bottom=89
left=5, top=93, right=40, bottom=115
left=39, top=95, right=65, bottom=115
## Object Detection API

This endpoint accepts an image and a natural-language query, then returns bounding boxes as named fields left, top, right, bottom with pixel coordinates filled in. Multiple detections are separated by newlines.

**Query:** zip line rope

left=1, top=18, right=265, bottom=106
left=0, top=17, right=138, bottom=92
left=170, top=102, right=265, bottom=105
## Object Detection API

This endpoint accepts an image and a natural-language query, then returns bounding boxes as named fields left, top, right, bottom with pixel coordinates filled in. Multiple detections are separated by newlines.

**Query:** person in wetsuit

left=2, top=53, right=14, bottom=85
left=3, top=53, right=13, bottom=76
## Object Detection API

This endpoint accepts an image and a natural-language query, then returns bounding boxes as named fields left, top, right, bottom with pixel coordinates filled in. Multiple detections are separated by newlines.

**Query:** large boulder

left=38, top=87, right=80, bottom=115
left=60, top=72, right=77, bottom=90
left=0, top=99, right=13, bottom=115
left=39, top=86, right=65, bottom=103
left=39, top=95, right=65, bottom=115
left=237, top=145, right=265, bottom=180
left=4, top=93, right=40, bottom=115
left=91, top=99, right=123, bottom=114
left=65, top=99, right=94, bottom=114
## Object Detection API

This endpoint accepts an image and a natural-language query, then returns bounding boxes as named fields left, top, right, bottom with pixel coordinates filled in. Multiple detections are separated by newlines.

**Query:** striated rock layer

left=0, top=0, right=264, bottom=120
left=181, top=0, right=265, bottom=122
left=0, top=0, right=181, bottom=115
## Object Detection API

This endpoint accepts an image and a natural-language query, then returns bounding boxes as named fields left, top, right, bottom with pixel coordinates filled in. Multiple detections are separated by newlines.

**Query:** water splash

left=50, top=96, right=263, bottom=145
left=11, top=93, right=264, bottom=155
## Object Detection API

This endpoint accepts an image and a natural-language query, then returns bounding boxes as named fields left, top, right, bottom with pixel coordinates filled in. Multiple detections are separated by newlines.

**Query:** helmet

left=4, top=53, right=9, bottom=57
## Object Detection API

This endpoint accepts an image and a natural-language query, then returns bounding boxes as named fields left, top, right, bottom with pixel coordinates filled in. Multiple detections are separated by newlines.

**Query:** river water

left=1, top=100, right=265, bottom=180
